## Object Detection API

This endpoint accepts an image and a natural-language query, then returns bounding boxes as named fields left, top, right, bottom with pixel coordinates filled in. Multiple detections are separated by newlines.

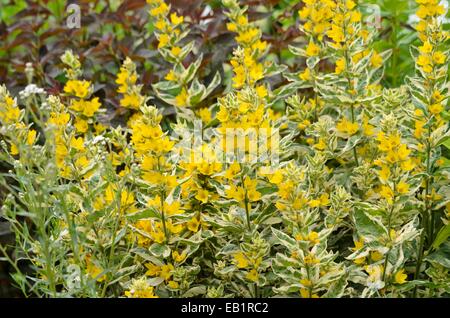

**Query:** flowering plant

left=0, top=0, right=449, bottom=298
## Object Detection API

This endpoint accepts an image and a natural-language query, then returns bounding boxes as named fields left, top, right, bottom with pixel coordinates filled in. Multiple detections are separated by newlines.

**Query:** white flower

left=19, top=84, right=46, bottom=99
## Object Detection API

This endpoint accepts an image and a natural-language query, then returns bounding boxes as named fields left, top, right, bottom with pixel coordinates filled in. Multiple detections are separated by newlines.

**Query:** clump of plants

left=0, top=0, right=449, bottom=298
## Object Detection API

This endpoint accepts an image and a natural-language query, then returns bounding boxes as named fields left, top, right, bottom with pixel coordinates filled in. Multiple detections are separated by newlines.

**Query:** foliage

left=0, top=0, right=449, bottom=298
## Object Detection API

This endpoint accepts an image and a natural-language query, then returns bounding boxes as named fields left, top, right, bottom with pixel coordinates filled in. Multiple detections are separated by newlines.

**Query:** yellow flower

left=85, top=256, right=106, bottom=282
left=314, top=138, right=326, bottom=150
left=327, top=25, right=345, bottom=43
left=120, top=94, right=141, bottom=109
left=307, top=231, right=320, bottom=244
left=371, top=51, right=383, bottom=68
left=336, top=117, right=358, bottom=136
left=64, top=80, right=91, bottom=99
left=236, top=28, right=259, bottom=44
left=419, top=40, right=432, bottom=54
left=226, top=185, right=245, bottom=201
left=172, top=250, right=187, bottom=263
left=171, top=46, right=182, bottom=57
left=429, top=103, right=443, bottom=115
left=198, top=107, right=211, bottom=123
left=255, top=85, right=268, bottom=99
left=165, top=70, right=177, bottom=81
left=432, top=51, right=446, bottom=64
left=346, top=0, right=356, bottom=10
left=158, top=34, right=170, bottom=48
left=216, top=106, right=229, bottom=122
left=299, top=68, right=311, bottom=81
left=164, top=201, right=183, bottom=216
left=378, top=165, right=390, bottom=182
left=246, top=269, right=258, bottom=282
left=352, top=238, right=364, bottom=251
left=70, top=136, right=85, bottom=151
left=305, top=41, right=320, bottom=57
left=300, top=278, right=312, bottom=288
left=124, top=277, right=158, bottom=298
left=304, top=253, right=319, bottom=265
left=300, top=288, right=319, bottom=298
left=175, top=88, right=189, bottom=107
left=397, top=181, right=409, bottom=194
left=167, top=220, right=183, bottom=234
left=74, top=118, right=88, bottom=133
left=377, top=132, right=400, bottom=152
left=187, top=217, right=200, bottom=232
left=252, top=40, right=267, bottom=53
left=226, top=22, right=237, bottom=32
left=160, top=263, right=174, bottom=281
left=319, top=193, right=329, bottom=206
left=234, top=252, right=249, bottom=269
left=145, top=263, right=161, bottom=276
left=170, top=12, right=184, bottom=25
left=335, top=58, right=346, bottom=74
left=27, top=130, right=37, bottom=146
left=370, top=251, right=383, bottom=262
left=394, top=269, right=407, bottom=284
left=149, top=2, right=169, bottom=17
left=362, top=116, right=374, bottom=136
left=154, top=19, right=167, bottom=31
left=308, top=199, right=320, bottom=208
left=247, top=188, right=261, bottom=202
left=167, top=280, right=179, bottom=289
left=267, top=170, right=283, bottom=185
left=379, top=185, right=394, bottom=203
left=237, top=15, right=248, bottom=26
left=195, top=189, right=209, bottom=203
left=224, top=162, right=241, bottom=179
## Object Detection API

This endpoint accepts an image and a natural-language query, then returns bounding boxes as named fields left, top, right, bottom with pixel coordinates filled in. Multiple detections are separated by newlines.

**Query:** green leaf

left=181, top=55, right=203, bottom=84
left=149, top=243, right=171, bottom=258
left=441, top=137, right=450, bottom=150
left=354, top=209, right=388, bottom=239
left=321, top=275, right=348, bottom=298
left=306, top=56, right=320, bottom=69
left=271, top=227, right=297, bottom=250
left=270, top=82, right=306, bottom=106
left=426, top=241, right=450, bottom=268
left=131, top=248, right=164, bottom=266
left=189, top=78, right=206, bottom=105
left=152, top=80, right=180, bottom=93
left=432, top=224, right=450, bottom=250
left=127, top=208, right=160, bottom=222
left=182, top=286, right=206, bottom=297
left=254, top=203, right=276, bottom=224
left=147, top=277, right=165, bottom=286
left=204, top=72, right=221, bottom=97
left=113, top=227, right=127, bottom=245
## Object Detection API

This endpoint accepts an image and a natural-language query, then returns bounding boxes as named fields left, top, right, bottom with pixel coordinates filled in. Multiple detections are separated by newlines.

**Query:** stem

left=413, top=227, right=426, bottom=298
left=382, top=248, right=391, bottom=283
left=0, top=244, right=34, bottom=296
left=101, top=181, right=123, bottom=297
left=160, top=190, right=169, bottom=242
left=244, top=191, right=251, bottom=231
left=306, top=263, right=314, bottom=298
left=61, top=188, right=85, bottom=292
left=382, top=186, right=396, bottom=284
left=156, top=156, right=169, bottom=241
left=413, top=123, right=433, bottom=297
left=240, top=175, right=251, bottom=231
left=350, top=104, right=359, bottom=166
